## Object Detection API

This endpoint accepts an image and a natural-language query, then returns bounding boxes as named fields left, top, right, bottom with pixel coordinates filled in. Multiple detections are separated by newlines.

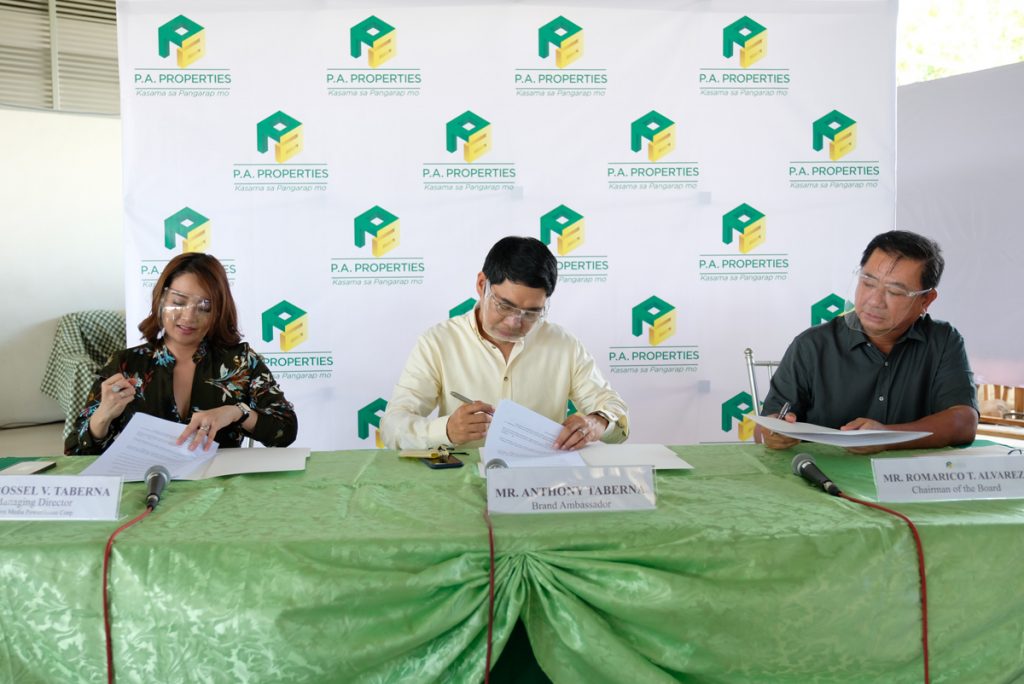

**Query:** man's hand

left=553, top=413, right=608, bottom=451
left=445, top=401, right=494, bottom=445
left=754, top=412, right=800, bottom=450
left=841, top=417, right=887, bottom=454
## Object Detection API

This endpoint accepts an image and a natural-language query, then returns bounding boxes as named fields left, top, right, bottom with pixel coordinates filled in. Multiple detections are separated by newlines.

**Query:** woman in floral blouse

left=65, top=253, right=298, bottom=455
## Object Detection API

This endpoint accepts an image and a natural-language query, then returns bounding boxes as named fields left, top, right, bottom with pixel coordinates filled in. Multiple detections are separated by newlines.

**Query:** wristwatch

left=235, top=402, right=252, bottom=424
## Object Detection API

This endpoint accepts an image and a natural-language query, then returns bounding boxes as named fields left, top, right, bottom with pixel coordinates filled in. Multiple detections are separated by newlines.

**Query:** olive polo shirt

left=762, top=314, right=978, bottom=428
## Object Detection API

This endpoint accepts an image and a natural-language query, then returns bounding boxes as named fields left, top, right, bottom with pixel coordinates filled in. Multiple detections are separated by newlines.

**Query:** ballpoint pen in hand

left=777, top=401, right=791, bottom=421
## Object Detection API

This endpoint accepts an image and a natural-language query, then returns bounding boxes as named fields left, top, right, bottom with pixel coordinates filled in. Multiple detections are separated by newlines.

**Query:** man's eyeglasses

left=162, top=288, right=213, bottom=318
left=484, top=282, right=548, bottom=324
left=856, top=270, right=932, bottom=301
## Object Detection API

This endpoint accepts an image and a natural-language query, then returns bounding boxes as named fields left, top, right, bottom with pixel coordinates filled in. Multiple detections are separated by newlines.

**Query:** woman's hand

left=176, top=404, right=245, bottom=451
left=88, top=374, right=137, bottom=439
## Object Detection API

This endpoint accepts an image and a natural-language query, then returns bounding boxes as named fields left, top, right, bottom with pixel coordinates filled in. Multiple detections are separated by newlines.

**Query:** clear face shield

left=480, top=281, right=548, bottom=343
left=844, top=267, right=932, bottom=339
left=159, top=287, right=213, bottom=325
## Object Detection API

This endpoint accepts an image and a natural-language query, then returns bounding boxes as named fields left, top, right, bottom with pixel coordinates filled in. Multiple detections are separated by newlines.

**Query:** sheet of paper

left=79, top=413, right=217, bottom=481
left=580, top=443, right=692, bottom=470
left=482, top=400, right=586, bottom=468
left=180, top=447, right=310, bottom=480
left=748, top=414, right=931, bottom=448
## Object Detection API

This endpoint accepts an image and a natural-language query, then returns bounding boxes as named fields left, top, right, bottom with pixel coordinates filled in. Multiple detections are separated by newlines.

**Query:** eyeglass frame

left=161, top=287, right=213, bottom=317
left=483, top=281, right=549, bottom=324
left=854, top=269, right=933, bottom=302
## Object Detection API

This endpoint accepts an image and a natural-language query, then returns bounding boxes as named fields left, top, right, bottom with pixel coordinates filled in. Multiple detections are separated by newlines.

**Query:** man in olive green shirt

left=757, top=230, right=978, bottom=454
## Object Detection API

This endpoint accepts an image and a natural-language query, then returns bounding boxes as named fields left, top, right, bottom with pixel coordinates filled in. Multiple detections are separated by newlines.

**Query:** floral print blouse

left=65, top=340, right=298, bottom=455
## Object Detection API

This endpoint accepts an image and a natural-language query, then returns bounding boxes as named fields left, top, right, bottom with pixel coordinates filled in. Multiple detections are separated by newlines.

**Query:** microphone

left=145, top=465, right=170, bottom=509
left=791, top=454, right=841, bottom=496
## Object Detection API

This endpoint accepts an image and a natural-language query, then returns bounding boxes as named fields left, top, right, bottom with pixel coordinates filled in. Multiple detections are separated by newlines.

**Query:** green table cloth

left=1, top=444, right=1022, bottom=683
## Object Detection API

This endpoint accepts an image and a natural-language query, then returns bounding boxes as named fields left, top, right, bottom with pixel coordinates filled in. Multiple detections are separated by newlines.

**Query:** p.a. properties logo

left=257, top=111, right=304, bottom=163
left=449, top=298, right=476, bottom=318
left=158, top=15, right=205, bottom=68
left=538, top=16, right=584, bottom=68
left=630, top=110, right=676, bottom=162
left=350, top=16, right=397, bottom=68
left=722, top=391, right=756, bottom=441
left=811, top=293, right=850, bottom=325
left=446, top=111, right=492, bottom=163
left=632, top=295, right=676, bottom=347
left=164, top=207, right=210, bottom=253
left=262, top=300, right=309, bottom=352
left=812, top=110, right=857, bottom=161
left=540, top=204, right=584, bottom=256
left=722, top=203, right=765, bottom=254
left=357, top=397, right=388, bottom=448
left=723, top=16, right=767, bottom=68
left=354, top=206, right=400, bottom=257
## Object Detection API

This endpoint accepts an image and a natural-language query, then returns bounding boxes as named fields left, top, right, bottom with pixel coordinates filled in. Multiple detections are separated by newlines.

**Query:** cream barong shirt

left=381, top=310, right=629, bottom=449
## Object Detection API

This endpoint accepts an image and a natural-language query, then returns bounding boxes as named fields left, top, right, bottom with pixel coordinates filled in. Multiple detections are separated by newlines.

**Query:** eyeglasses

left=856, top=271, right=932, bottom=301
left=162, top=288, right=213, bottom=318
left=484, top=282, right=548, bottom=324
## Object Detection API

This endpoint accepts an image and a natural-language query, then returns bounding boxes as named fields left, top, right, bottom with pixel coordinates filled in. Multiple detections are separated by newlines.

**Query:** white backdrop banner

left=117, top=0, right=897, bottom=450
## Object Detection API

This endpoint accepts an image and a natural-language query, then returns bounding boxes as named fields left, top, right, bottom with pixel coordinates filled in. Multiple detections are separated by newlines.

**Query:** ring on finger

left=199, top=424, right=210, bottom=431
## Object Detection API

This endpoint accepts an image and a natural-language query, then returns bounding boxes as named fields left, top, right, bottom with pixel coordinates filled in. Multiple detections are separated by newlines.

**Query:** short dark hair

left=860, top=230, right=945, bottom=290
left=482, top=236, right=558, bottom=297
left=139, top=252, right=241, bottom=347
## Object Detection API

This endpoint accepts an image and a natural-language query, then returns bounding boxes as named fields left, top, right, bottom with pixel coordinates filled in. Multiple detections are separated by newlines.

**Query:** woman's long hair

left=138, top=253, right=241, bottom=347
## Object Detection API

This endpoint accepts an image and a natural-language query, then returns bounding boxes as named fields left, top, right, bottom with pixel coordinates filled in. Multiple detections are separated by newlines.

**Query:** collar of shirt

left=151, top=338, right=210, bottom=366
left=840, top=313, right=929, bottom=351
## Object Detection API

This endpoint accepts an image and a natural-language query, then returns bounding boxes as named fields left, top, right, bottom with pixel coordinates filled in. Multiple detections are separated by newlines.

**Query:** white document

left=749, top=414, right=931, bottom=448
left=482, top=400, right=586, bottom=468
left=179, top=447, right=310, bottom=480
left=79, top=413, right=218, bottom=481
left=580, top=443, right=692, bottom=470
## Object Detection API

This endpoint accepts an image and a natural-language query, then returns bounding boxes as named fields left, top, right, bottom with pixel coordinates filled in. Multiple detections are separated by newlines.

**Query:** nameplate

left=487, top=466, right=656, bottom=514
left=0, top=476, right=123, bottom=521
left=872, top=454, right=1024, bottom=503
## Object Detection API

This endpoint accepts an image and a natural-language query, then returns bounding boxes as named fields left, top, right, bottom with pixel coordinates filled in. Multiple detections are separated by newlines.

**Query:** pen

left=450, top=391, right=495, bottom=415
left=777, top=401, right=791, bottom=421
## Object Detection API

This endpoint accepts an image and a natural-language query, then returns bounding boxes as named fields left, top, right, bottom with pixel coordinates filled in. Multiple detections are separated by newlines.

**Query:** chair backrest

left=744, top=348, right=780, bottom=411
left=977, top=384, right=1024, bottom=419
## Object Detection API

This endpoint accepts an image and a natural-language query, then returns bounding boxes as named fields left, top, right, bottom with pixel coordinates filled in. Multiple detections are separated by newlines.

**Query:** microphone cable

left=482, top=509, right=496, bottom=684
left=838, top=492, right=929, bottom=684
left=101, top=505, right=154, bottom=684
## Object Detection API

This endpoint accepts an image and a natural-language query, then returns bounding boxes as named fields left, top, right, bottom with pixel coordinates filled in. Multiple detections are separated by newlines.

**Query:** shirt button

left=878, top=396, right=885, bottom=402
left=503, top=377, right=509, bottom=382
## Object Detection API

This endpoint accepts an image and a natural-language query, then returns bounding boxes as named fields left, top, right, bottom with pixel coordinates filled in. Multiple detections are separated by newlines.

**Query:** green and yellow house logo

left=632, top=295, right=676, bottom=347
left=539, top=16, right=583, bottom=68
left=813, top=110, right=857, bottom=161
left=158, top=15, right=205, bottom=68
left=446, top=111, right=491, bottom=163
left=164, top=207, right=210, bottom=253
left=540, top=205, right=584, bottom=256
left=354, top=206, right=400, bottom=257
left=350, top=16, right=396, bottom=68
left=357, top=397, right=388, bottom=448
left=811, top=293, right=850, bottom=326
left=722, top=203, right=765, bottom=254
left=449, top=298, right=476, bottom=318
left=722, top=391, right=756, bottom=441
left=631, top=111, right=676, bottom=162
left=723, top=16, right=767, bottom=68
left=257, top=111, right=303, bottom=164
left=262, top=300, right=309, bottom=352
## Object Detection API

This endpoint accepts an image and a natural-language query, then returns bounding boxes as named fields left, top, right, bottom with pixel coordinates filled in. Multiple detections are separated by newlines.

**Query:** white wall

left=1, top=61, right=1021, bottom=424
left=896, top=62, right=1024, bottom=386
left=0, top=107, right=123, bottom=425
